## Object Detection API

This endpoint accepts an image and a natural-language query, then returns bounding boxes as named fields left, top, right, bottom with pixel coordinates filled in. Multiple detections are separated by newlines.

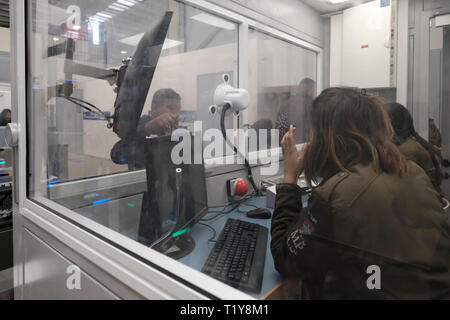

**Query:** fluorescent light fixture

left=92, top=20, right=100, bottom=45
left=329, top=0, right=349, bottom=3
left=96, top=12, right=113, bottom=19
left=112, top=2, right=128, bottom=10
left=90, top=16, right=106, bottom=23
left=53, top=37, right=60, bottom=41
left=117, top=0, right=137, bottom=6
left=190, top=13, right=235, bottom=30
left=109, top=4, right=125, bottom=12
left=119, top=33, right=184, bottom=50
left=121, top=50, right=128, bottom=54
left=436, top=14, right=450, bottom=27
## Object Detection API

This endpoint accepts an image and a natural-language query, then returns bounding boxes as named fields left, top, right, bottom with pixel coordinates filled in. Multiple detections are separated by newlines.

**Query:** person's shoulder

left=399, top=137, right=418, bottom=153
left=399, top=137, right=429, bottom=162
left=315, top=165, right=380, bottom=209
left=411, top=138, right=433, bottom=164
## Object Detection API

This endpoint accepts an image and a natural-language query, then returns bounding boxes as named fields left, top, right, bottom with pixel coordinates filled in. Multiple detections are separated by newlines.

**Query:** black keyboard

left=201, top=218, right=268, bottom=293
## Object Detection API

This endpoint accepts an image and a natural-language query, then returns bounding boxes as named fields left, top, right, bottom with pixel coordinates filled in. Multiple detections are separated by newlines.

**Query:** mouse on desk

left=246, top=208, right=272, bottom=219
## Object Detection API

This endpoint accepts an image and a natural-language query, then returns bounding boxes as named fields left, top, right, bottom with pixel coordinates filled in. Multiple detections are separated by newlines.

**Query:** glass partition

left=248, top=28, right=317, bottom=150
left=28, top=0, right=238, bottom=188
left=26, top=0, right=238, bottom=258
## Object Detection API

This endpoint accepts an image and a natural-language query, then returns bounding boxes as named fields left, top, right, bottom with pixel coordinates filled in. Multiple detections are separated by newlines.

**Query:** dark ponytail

left=384, top=103, right=443, bottom=192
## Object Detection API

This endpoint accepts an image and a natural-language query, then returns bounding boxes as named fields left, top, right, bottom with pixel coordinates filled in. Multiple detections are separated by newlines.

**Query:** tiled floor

left=0, top=268, right=13, bottom=300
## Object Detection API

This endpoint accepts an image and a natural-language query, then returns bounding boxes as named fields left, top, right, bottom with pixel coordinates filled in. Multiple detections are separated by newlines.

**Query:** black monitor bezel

left=143, top=133, right=209, bottom=243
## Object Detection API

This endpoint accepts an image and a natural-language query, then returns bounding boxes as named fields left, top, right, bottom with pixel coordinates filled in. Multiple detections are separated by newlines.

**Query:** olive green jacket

left=271, top=162, right=450, bottom=299
left=399, top=137, right=438, bottom=190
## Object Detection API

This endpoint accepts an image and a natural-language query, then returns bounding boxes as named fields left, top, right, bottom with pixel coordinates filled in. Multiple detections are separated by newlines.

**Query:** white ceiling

left=300, top=0, right=375, bottom=14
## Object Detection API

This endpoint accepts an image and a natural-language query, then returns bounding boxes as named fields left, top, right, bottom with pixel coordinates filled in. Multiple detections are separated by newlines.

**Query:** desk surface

left=75, top=191, right=286, bottom=299
left=179, top=196, right=282, bottom=299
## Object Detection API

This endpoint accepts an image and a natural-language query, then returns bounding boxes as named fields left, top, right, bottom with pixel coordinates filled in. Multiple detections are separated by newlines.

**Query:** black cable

left=237, top=202, right=260, bottom=214
left=59, top=96, right=113, bottom=127
left=68, top=96, right=112, bottom=120
left=198, top=222, right=217, bottom=243
left=201, top=201, right=242, bottom=222
left=200, top=193, right=257, bottom=222
left=66, top=96, right=109, bottom=120
left=220, top=104, right=262, bottom=196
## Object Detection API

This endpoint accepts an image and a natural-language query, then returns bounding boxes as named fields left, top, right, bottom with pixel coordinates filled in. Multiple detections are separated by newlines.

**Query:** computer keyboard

left=201, top=218, right=268, bottom=293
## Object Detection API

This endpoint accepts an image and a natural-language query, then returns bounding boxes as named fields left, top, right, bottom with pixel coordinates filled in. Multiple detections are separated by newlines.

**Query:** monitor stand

left=154, top=233, right=195, bottom=260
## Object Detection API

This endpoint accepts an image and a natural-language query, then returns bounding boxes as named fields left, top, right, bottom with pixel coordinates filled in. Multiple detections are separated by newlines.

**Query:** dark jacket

left=110, top=115, right=162, bottom=170
left=399, top=137, right=440, bottom=192
left=271, top=162, right=450, bottom=299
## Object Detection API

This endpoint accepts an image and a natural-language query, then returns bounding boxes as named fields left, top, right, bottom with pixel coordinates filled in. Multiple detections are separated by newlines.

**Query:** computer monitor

left=137, top=133, right=208, bottom=259
left=114, top=11, right=173, bottom=141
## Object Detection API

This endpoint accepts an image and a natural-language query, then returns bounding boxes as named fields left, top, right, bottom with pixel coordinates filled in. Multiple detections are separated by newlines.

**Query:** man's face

left=5, top=112, right=11, bottom=123
left=299, top=85, right=316, bottom=102
left=153, top=99, right=181, bottom=118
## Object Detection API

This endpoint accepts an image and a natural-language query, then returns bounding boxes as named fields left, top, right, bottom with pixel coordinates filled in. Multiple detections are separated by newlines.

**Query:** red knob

left=235, top=179, right=249, bottom=197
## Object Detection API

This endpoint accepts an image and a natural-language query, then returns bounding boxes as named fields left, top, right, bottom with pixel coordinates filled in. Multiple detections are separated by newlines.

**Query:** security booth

left=8, top=0, right=449, bottom=300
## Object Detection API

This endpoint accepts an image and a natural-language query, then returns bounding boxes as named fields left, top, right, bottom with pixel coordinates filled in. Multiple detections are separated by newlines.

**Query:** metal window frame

left=13, top=0, right=323, bottom=299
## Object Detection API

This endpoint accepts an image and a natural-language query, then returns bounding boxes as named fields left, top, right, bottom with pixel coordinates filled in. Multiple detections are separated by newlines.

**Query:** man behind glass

left=111, top=88, right=181, bottom=170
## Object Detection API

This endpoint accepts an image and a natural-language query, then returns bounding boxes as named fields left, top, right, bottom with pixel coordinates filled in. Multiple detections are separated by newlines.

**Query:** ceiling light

left=121, top=50, right=128, bottom=54
left=92, top=20, right=101, bottom=45
left=190, top=13, right=235, bottom=30
left=96, top=12, right=113, bottom=19
left=329, top=0, right=349, bottom=3
left=117, top=0, right=137, bottom=7
left=53, top=37, right=60, bottom=41
left=109, top=4, right=125, bottom=12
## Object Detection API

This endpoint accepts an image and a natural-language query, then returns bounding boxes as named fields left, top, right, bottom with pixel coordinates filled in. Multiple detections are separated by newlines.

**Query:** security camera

left=209, top=105, right=218, bottom=116
left=213, top=74, right=250, bottom=116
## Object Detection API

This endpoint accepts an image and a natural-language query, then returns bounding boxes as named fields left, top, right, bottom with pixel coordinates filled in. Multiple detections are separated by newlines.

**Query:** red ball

left=235, top=179, right=249, bottom=197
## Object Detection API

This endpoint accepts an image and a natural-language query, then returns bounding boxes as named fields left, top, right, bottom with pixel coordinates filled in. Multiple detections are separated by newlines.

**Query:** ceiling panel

left=300, top=0, right=375, bottom=14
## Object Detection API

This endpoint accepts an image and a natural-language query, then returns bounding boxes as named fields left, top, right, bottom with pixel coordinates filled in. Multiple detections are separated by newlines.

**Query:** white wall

left=330, top=0, right=393, bottom=88
left=0, top=27, right=10, bottom=52
left=396, top=0, right=409, bottom=106
left=0, top=27, right=11, bottom=108
left=330, top=14, right=343, bottom=87
left=0, top=86, right=11, bottom=109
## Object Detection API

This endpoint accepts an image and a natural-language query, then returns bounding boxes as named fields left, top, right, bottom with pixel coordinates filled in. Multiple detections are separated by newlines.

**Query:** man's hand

left=145, top=113, right=179, bottom=135
left=281, top=125, right=308, bottom=184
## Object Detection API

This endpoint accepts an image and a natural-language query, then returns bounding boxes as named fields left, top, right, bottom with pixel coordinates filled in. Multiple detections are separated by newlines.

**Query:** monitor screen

left=138, top=133, right=208, bottom=257
left=115, top=11, right=173, bottom=141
